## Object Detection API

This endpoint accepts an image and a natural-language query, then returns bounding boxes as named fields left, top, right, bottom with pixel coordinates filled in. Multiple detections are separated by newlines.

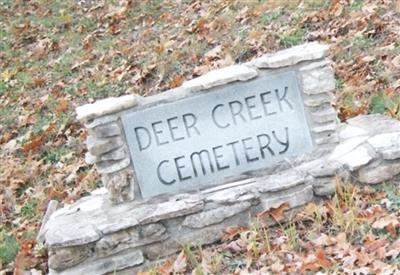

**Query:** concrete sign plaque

left=122, top=71, right=313, bottom=198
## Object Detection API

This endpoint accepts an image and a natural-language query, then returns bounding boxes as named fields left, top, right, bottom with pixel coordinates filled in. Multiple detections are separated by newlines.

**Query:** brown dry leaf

left=357, top=205, right=385, bottom=221
left=315, top=248, right=332, bottom=269
left=222, top=226, right=248, bottom=241
left=257, top=202, right=290, bottom=222
left=169, top=75, right=185, bottom=88
left=372, top=214, right=399, bottom=230
left=205, top=45, right=222, bottom=59
left=56, top=99, right=70, bottom=114
left=22, top=136, right=44, bottom=154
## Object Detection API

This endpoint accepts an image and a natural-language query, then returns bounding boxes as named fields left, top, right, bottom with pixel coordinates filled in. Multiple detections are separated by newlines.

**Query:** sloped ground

left=0, top=0, right=399, bottom=274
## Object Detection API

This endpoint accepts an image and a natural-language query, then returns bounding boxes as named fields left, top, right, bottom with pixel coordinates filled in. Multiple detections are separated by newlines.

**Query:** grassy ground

left=0, top=0, right=399, bottom=273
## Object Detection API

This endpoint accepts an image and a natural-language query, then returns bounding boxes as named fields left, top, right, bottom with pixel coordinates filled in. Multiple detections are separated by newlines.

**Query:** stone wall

left=39, top=114, right=400, bottom=274
left=75, top=42, right=338, bottom=204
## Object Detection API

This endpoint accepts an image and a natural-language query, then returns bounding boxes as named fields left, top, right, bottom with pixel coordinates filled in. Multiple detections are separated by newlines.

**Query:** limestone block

left=311, top=107, right=338, bottom=123
left=256, top=170, right=306, bottom=193
left=96, top=157, right=131, bottom=174
left=304, top=92, right=334, bottom=107
left=101, top=168, right=134, bottom=203
left=76, top=94, right=141, bottom=122
left=182, top=65, right=257, bottom=92
left=346, top=114, right=400, bottom=136
left=299, top=59, right=331, bottom=71
left=37, top=200, right=59, bottom=243
left=49, top=249, right=144, bottom=275
left=253, top=42, right=329, bottom=68
left=86, top=136, right=124, bottom=156
left=205, top=188, right=259, bottom=205
left=94, top=225, right=167, bottom=258
left=89, top=122, right=121, bottom=138
left=338, top=124, right=368, bottom=140
left=357, top=161, right=400, bottom=184
left=49, top=245, right=92, bottom=271
left=329, top=136, right=369, bottom=160
left=311, top=122, right=337, bottom=133
left=85, top=114, right=120, bottom=129
left=182, top=202, right=251, bottom=229
left=302, top=158, right=340, bottom=178
left=258, top=184, right=313, bottom=210
left=335, top=144, right=376, bottom=171
left=315, top=134, right=339, bottom=145
left=312, top=177, right=336, bottom=197
left=301, top=66, right=335, bottom=95
left=368, top=132, right=400, bottom=160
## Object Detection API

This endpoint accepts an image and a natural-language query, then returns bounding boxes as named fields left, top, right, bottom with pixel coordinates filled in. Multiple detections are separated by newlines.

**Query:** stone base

left=40, top=114, right=400, bottom=275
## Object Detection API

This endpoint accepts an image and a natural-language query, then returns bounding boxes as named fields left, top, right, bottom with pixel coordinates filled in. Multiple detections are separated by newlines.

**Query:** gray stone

left=86, top=136, right=124, bottom=156
left=50, top=249, right=144, bottom=275
left=182, top=65, right=257, bottom=92
left=253, top=42, right=329, bottom=68
left=299, top=59, right=331, bottom=71
left=312, top=177, right=336, bottom=196
left=315, top=134, right=339, bottom=145
left=85, top=147, right=128, bottom=165
left=335, top=144, right=376, bottom=171
left=301, top=66, right=335, bottom=95
left=122, top=72, right=313, bottom=198
left=338, top=124, right=368, bottom=140
left=101, top=169, right=134, bottom=203
left=76, top=94, right=141, bottom=122
left=90, top=122, right=121, bottom=138
left=37, top=200, right=59, bottom=243
left=329, top=136, right=369, bottom=160
left=182, top=202, right=251, bottom=228
left=346, top=114, right=400, bottom=136
left=311, top=122, right=337, bottom=133
left=94, top=226, right=167, bottom=258
left=304, top=159, right=340, bottom=178
left=96, top=158, right=130, bottom=174
left=256, top=170, right=306, bottom=193
left=311, top=107, right=338, bottom=123
left=205, top=186, right=259, bottom=205
left=357, top=161, right=400, bottom=184
left=140, top=223, right=166, bottom=238
left=304, top=93, right=334, bottom=107
left=85, top=114, right=119, bottom=129
left=49, top=245, right=92, bottom=271
left=368, top=132, right=400, bottom=160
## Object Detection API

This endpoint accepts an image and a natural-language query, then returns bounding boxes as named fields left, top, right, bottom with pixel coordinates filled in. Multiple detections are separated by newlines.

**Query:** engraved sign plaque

left=122, top=71, right=313, bottom=198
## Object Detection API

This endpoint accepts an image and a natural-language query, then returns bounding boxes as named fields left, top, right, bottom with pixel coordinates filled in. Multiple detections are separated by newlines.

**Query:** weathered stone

left=85, top=114, right=119, bottom=129
left=258, top=184, right=313, bottom=210
left=256, top=170, right=306, bottom=193
left=85, top=152, right=97, bottom=164
left=206, top=188, right=258, bottom=205
left=90, top=122, right=121, bottom=138
left=37, top=200, right=59, bottom=243
left=253, top=42, right=329, bottom=68
left=49, top=245, right=92, bottom=271
left=86, top=136, right=124, bottom=156
left=312, top=177, right=336, bottom=196
left=182, top=202, right=251, bottom=229
left=311, top=107, right=338, bottom=123
left=140, top=223, right=166, bottom=238
left=315, top=134, right=339, bottom=145
left=368, top=132, right=400, bottom=160
left=301, top=66, right=335, bottom=95
left=304, top=93, right=334, bottom=107
left=50, top=249, right=144, bottom=275
left=329, top=136, right=369, bottom=160
left=357, top=161, right=400, bottom=184
left=182, top=65, right=257, bottom=92
left=338, top=124, right=368, bottom=140
left=311, top=122, right=337, bottom=133
left=139, top=196, right=204, bottom=224
left=346, top=114, right=400, bottom=136
left=335, top=144, right=376, bottom=171
left=299, top=59, right=331, bottom=71
left=101, top=168, right=134, bottom=203
left=303, top=159, right=340, bottom=178
left=76, top=94, right=141, bottom=122
left=94, top=226, right=167, bottom=258
left=96, top=157, right=131, bottom=174
left=85, top=147, right=127, bottom=165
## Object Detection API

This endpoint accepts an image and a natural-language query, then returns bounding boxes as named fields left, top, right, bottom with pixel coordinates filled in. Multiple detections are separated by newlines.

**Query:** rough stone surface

left=329, top=136, right=369, bottom=160
left=90, top=122, right=121, bottom=138
left=357, top=161, right=400, bottom=184
left=76, top=95, right=141, bottom=122
left=301, top=66, right=335, bottom=95
left=96, top=157, right=131, bottom=174
left=311, top=122, right=337, bottom=133
left=336, top=144, right=376, bottom=171
left=85, top=114, right=119, bottom=129
left=368, top=132, right=400, bottom=160
left=347, top=114, right=400, bottom=136
left=182, top=65, right=257, bottom=92
left=101, top=168, right=134, bottom=203
left=182, top=202, right=251, bottom=228
left=50, top=249, right=144, bottom=275
left=311, top=107, right=338, bottom=123
left=86, top=136, right=124, bottom=156
left=37, top=200, right=59, bottom=243
left=49, top=246, right=92, bottom=271
left=304, top=92, right=334, bottom=107
left=312, top=177, right=336, bottom=196
left=253, top=42, right=329, bottom=68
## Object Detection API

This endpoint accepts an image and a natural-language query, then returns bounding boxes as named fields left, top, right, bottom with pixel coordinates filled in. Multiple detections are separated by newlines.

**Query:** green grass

left=0, top=228, right=19, bottom=266
left=21, top=198, right=39, bottom=220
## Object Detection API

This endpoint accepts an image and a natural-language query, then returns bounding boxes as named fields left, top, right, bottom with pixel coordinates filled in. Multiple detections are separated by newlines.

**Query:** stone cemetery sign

left=40, top=43, right=400, bottom=274
left=122, top=72, right=313, bottom=198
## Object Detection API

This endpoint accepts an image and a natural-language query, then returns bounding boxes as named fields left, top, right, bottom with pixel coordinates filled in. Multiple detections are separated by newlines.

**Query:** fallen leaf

left=257, top=202, right=290, bottom=222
